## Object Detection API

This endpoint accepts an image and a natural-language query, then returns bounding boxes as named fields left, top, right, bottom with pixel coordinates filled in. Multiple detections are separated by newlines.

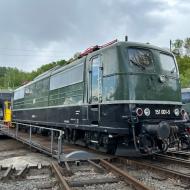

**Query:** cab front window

left=182, top=92, right=190, bottom=104
left=128, top=48, right=154, bottom=72
left=160, top=53, right=177, bottom=76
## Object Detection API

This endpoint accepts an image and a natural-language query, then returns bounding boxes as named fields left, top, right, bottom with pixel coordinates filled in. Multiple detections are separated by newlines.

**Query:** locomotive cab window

left=14, top=88, right=24, bottom=100
left=49, top=63, right=84, bottom=106
left=50, top=63, right=84, bottom=90
left=128, top=48, right=154, bottom=72
left=160, top=53, right=177, bottom=76
left=182, top=92, right=190, bottom=104
left=89, top=56, right=102, bottom=103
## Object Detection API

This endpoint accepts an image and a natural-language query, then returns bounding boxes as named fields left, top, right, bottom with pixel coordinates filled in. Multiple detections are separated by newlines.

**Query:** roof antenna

left=125, top=35, right=128, bottom=41
left=170, top=40, right=172, bottom=52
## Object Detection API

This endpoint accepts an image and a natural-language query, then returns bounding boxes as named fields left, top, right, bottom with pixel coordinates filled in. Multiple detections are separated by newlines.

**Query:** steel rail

left=166, top=150, right=190, bottom=159
left=100, top=159, right=151, bottom=190
left=51, top=162, right=71, bottom=190
left=87, top=159, right=105, bottom=173
left=155, top=153, right=190, bottom=166
left=168, top=150, right=190, bottom=155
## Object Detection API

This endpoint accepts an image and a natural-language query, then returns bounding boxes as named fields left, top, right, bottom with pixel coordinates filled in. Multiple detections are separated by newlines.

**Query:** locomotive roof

left=14, top=41, right=173, bottom=91
left=122, top=41, right=172, bottom=54
left=103, top=41, right=172, bottom=54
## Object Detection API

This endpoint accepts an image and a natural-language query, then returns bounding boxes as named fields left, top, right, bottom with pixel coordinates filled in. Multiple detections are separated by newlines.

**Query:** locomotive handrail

left=0, top=120, right=64, bottom=162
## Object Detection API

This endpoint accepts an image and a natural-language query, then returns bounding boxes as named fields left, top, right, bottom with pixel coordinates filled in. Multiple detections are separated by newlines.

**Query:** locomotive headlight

left=159, top=75, right=166, bottom=83
left=136, top=108, right=143, bottom=116
left=174, top=108, right=180, bottom=116
left=144, top=108, right=150, bottom=116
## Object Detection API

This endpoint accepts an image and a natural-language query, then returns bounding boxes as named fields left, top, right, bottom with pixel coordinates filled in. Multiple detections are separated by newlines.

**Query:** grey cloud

left=0, top=0, right=169, bottom=45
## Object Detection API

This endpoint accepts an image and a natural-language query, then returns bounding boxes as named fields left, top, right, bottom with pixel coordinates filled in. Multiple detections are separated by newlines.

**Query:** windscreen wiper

left=130, top=59, right=145, bottom=70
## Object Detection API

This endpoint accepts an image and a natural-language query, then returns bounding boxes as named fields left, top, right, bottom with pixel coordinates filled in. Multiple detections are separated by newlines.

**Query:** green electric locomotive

left=12, top=40, right=190, bottom=155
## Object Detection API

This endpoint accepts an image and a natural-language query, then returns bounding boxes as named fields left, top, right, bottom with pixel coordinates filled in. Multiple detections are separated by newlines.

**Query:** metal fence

left=0, top=121, right=64, bottom=162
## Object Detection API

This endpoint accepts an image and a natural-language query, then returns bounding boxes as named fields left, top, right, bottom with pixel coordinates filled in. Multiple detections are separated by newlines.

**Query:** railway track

left=53, top=159, right=151, bottom=190
left=53, top=156, right=190, bottom=190
left=117, top=157, right=190, bottom=186
left=0, top=160, right=151, bottom=190
left=153, top=153, right=190, bottom=167
left=1, top=135, right=190, bottom=189
left=1, top=158, right=189, bottom=190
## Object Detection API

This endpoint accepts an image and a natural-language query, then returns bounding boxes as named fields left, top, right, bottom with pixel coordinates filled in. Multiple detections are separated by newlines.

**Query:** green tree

left=172, top=39, right=184, bottom=56
left=176, top=55, right=190, bottom=87
left=0, top=59, right=67, bottom=89
left=184, top=38, right=190, bottom=56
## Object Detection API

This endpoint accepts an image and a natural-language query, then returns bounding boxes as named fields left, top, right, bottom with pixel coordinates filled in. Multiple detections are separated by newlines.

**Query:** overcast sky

left=0, top=0, right=190, bottom=71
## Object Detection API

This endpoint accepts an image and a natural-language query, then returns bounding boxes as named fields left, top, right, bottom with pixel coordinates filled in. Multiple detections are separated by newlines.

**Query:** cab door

left=88, top=55, right=102, bottom=124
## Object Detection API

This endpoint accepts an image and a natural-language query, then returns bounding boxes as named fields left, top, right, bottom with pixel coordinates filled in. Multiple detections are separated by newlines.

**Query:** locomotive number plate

left=155, top=109, right=170, bottom=115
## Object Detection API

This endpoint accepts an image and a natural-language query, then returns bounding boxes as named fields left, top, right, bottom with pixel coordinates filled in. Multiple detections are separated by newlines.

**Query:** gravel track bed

left=0, top=177, right=58, bottom=190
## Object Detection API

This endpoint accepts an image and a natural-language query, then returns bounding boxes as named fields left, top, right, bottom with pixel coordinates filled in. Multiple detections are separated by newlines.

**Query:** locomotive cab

left=125, top=45, right=182, bottom=153
left=90, top=42, right=186, bottom=154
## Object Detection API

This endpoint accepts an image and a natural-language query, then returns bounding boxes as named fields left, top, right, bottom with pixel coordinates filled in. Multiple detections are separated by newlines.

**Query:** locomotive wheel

left=158, top=139, right=168, bottom=152
left=32, top=128, right=37, bottom=134
left=139, top=134, right=153, bottom=154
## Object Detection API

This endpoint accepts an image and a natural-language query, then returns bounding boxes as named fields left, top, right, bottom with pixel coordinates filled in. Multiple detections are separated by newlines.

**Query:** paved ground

left=0, top=135, right=53, bottom=170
